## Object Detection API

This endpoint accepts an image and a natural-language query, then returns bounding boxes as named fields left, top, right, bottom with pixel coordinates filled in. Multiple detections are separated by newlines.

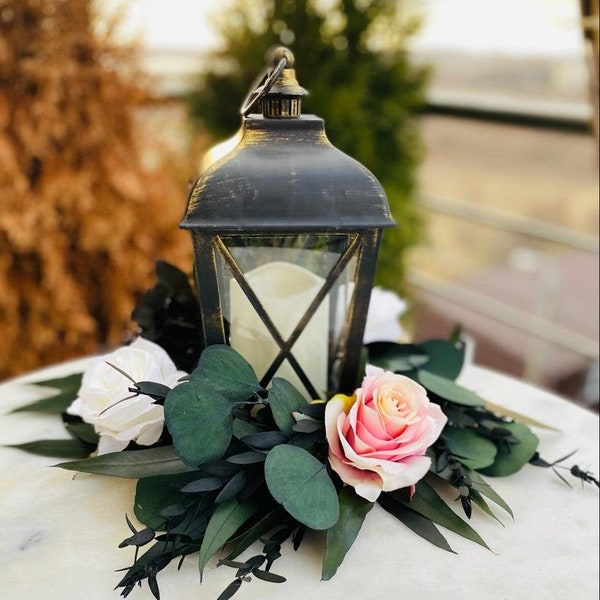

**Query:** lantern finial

left=241, top=46, right=307, bottom=119
left=263, top=46, right=307, bottom=119
left=270, top=46, right=295, bottom=68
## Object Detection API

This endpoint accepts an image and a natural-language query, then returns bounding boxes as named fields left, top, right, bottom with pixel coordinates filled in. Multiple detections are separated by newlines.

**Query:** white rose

left=363, top=287, right=407, bottom=344
left=67, top=338, right=187, bottom=455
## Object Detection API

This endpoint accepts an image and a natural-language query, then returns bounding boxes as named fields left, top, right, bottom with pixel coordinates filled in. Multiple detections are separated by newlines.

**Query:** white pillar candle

left=230, top=261, right=329, bottom=399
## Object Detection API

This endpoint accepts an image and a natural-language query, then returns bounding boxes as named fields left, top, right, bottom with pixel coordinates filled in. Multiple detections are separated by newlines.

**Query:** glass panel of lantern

left=213, top=233, right=359, bottom=399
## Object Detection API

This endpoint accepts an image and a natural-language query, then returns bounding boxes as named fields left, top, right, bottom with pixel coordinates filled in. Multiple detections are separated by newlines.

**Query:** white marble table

left=1, top=359, right=598, bottom=600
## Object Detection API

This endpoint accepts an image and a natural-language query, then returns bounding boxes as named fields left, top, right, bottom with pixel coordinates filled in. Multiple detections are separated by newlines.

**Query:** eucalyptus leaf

left=467, top=469, right=514, bottom=518
left=442, top=427, right=497, bottom=469
left=418, top=339, right=465, bottom=380
left=418, top=370, right=485, bottom=407
left=164, top=382, right=236, bottom=467
left=134, top=381, right=172, bottom=401
left=189, top=345, right=263, bottom=400
left=62, top=415, right=99, bottom=446
left=180, top=477, right=224, bottom=494
left=292, top=419, right=322, bottom=434
left=479, top=422, right=539, bottom=477
left=268, top=377, right=307, bottom=434
left=241, top=431, right=289, bottom=450
left=29, top=372, right=84, bottom=391
left=133, top=472, right=200, bottom=529
left=12, top=372, right=83, bottom=414
left=57, top=446, right=194, bottom=478
left=377, top=493, right=455, bottom=553
left=468, top=489, right=504, bottom=525
left=365, top=342, right=429, bottom=373
left=8, top=438, right=91, bottom=459
left=198, top=498, right=259, bottom=576
left=232, top=418, right=263, bottom=440
left=252, top=569, right=287, bottom=583
left=215, top=579, right=242, bottom=600
left=226, top=451, right=266, bottom=465
left=322, top=487, right=373, bottom=580
left=389, top=480, right=490, bottom=550
left=225, top=509, right=284, bottom=560
left=295, top=403, right=325, bottom=420
left=265, top=445, right=339, bottom=530
left=215, top=471, right=248, bottom=503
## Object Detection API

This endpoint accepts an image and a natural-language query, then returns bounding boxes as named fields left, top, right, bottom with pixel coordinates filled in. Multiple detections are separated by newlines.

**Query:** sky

left=98, top=0, right=586, bottom=57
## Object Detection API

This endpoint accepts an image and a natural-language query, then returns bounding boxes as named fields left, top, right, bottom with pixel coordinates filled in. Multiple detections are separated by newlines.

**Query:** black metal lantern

left=181, top=48, right=394, bottom=398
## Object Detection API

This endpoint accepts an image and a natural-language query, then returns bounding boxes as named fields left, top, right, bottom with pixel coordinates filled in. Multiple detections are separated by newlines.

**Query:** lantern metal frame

left=181, top=50, right=394, bottom=397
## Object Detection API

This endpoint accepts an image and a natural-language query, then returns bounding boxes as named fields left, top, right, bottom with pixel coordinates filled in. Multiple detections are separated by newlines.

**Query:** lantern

left=181, top=48, right=394, bottom=399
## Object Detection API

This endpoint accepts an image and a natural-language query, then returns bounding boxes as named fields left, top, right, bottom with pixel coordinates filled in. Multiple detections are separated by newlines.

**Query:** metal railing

left=407, top=192, right=600, bottom=390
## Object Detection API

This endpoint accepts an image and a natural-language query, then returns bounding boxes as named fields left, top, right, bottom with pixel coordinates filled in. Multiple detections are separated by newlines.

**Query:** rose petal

left=328, top=452, right=383, bottom=502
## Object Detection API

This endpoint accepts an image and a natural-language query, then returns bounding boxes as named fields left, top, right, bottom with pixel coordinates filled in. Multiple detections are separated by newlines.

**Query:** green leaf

left=479, top=423, right=539, bottom=477
left=232, top=418, right=263, bottom=440
left=135, top=471, right=203, bottom=529
left=62, top=417, right=99, bottom=446
left=268, top=378, right=307, bottom=434
left=241, top=431, right=288, bottom=450
left=225, top=509, right=284, bottom=560
left=426, top=471, right=506, bottom=525
left=8, top=439, right=91, bottom=459
left=56, top=445, right=194, bottom=478
left=467, top=469, right=514, bottom=518
left=365, top=342, right=429, bottom=373
left=252, top=569, right=287, bottom=583
left=468, top=489, right=504, bottom=524
left=390, top=480, right=490, bottom=550
left=378, top=493, right=455, bottom=553
left=418, top=370, right=485, bottom=407
left=418, top=339, right=465, bottom=380
left=442, top=427, right=497, bottom=469
left=164, top=382, right=235, bottom=467
left=155, top=260, right=194, bottom=294
left=322, top=487, right=373, bottom=580
left=189, top=345, right=262, bottom=400
left=264, top=445, right=339, bottom=530
left=198, top=497, right=259, bottom=576
left=12, top=373, right=83, bottom=413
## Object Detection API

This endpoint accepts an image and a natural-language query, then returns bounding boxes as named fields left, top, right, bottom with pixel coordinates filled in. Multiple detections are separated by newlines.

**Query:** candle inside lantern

left=229, top=261, right=329, bottom=398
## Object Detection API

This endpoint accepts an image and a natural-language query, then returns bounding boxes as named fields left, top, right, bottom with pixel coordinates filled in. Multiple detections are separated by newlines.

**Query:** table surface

left=1, top=358, right=598, bottom=600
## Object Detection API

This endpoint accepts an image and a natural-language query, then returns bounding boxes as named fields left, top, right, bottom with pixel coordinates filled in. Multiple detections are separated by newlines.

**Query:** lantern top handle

left=240, top=47, right=308, bottom=118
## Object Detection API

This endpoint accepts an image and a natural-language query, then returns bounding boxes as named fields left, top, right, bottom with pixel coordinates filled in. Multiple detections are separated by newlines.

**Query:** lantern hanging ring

left=240, top=51, right=289, bottom=116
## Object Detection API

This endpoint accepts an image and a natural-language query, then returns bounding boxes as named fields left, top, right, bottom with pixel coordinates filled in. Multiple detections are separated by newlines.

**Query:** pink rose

left=325, top=366, right=447, bottom=502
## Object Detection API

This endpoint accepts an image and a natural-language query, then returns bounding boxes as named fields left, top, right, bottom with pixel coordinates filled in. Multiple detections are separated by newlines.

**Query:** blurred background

left=0, top=0, right=598, bottom=409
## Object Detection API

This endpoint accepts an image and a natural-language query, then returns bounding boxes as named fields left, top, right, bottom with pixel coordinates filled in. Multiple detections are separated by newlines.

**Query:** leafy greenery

left=187, top=0, right=430, bottom=291
left=7, top=372, right=98, bottom=457
left=322, top=487, right=374, bottom=580
left=8, top=438, right=91, bottom=459
left=57, top=446, right=194, bottom=478
left=132, top=261, right=204, bottom=373
left=265, top=444, right=339, bottom=530
left=11, top=372, right=82, bottom=413
left=11, top=319, right=596, bottom=600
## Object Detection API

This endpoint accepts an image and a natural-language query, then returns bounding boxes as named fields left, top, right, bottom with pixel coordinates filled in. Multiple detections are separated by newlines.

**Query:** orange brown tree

left=0, top=0, right=191, bottom=379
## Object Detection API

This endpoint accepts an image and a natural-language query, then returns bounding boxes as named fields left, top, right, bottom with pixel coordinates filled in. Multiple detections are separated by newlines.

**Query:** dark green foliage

left=187, top=0, right=430, bottom=291
left=132, top=261, right=203, bottom=373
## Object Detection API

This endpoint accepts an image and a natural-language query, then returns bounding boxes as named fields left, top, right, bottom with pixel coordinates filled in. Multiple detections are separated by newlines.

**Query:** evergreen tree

left=188, top=0, right=429, bottom=290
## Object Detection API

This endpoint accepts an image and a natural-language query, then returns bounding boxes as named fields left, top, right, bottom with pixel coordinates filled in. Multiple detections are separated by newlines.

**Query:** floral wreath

left=11, top=261, right=598, bottom=600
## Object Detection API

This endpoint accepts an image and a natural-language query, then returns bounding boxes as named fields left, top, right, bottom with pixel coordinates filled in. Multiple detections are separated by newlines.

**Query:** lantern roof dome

left=181, top=115, right=395, bottom=233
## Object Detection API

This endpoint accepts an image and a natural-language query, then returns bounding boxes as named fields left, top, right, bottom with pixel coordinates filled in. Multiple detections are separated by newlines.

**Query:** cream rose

left=67, top=338, right=187, bottom=455
left=325, top=366, right=447, bottom=502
